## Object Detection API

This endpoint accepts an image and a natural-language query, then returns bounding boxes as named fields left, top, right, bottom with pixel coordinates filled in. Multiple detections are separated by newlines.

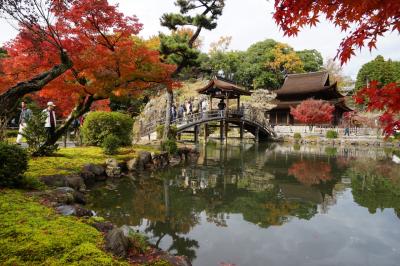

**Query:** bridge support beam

left=204, top=123, right=209, bottom=142
left=240, top=122, right=244, bottom=141
left=225, top=121, right=229, bottom=141
left=255, top=127, right=259, bottom=143
left=194, top=125, right=199, bottom=143
left=219, top=120, right=224, bottom=142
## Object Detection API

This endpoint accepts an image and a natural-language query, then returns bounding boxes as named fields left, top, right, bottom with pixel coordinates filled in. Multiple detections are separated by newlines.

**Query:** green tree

left=296, top=49, right=323, bottom=72
left=159, top=0, right=225, bottom=140
left=235, top=39, right=305, bottom=90
left=355, top=55, right=400, bottom=90
left=205, top=50, right=244, bottom=80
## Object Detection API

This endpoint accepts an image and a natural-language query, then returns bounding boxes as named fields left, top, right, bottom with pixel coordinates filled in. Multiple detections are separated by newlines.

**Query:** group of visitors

left=170, top=100, right=194, bottom=122
left=169, top=98, right=227, bottom=123
left=16, top=101, right=58, bottom=145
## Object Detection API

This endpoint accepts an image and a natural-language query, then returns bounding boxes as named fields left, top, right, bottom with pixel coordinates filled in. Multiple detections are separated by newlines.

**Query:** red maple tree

left=273, top=0, right=400, bottom=64
left=273, top=0, right=400, bottom=136
left=0, top=0, right=176, bottom=150
left=290, top=99, right=334, bottom=130
left=355, top=81, right=400, bottom=137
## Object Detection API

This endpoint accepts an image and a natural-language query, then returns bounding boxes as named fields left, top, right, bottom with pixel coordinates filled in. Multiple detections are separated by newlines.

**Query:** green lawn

left=0, top=189, right=127, bottom=266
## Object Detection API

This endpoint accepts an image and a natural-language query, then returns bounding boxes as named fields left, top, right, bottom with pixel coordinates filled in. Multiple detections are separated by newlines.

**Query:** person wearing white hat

left=43, top=101, right=57, bottom=141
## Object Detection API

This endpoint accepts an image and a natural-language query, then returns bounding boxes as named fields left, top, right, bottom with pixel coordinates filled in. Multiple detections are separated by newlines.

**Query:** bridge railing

left=140, top=108, right=275, bottom=137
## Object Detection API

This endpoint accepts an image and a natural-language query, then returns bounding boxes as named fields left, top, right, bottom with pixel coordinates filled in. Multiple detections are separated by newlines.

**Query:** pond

left=89, top=143, right=400, bottom=266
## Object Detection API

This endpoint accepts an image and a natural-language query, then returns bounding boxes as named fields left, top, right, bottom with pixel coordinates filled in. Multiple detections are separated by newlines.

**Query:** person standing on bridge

left=201, top=99, right=208, bottom=118
left=178, top=103, right=185, bottom=122
left=170, top=104, right=177, bottom=122
left=218, top=99, right=226, bottom=117
left=16, top=101, right=32, bottom=145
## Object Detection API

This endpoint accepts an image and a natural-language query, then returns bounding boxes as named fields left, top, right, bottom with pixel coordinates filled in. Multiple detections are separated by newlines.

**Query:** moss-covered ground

left=0, top=189, right=128, bottom=266
left=26, top=145, right=159, bottom=180
left=0, top=144, right=175, bottom=265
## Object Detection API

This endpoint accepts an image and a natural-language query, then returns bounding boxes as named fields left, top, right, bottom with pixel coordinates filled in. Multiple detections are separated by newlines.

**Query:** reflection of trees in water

left=145, top=220, right=200, bottom=261
left=90, top=143, right=359, bottom=261
left=288, top=160, right=333, bottom=185
left=348, top=159, right=400, bottom=214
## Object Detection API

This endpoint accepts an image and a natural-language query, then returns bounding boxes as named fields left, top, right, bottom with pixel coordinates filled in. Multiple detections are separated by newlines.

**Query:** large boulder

left=73, top=191, right=87, bottom=205
left=40, top=174, right=86, bottom=191
left=105, top=158, right=121, bottom=178
left=105, top=166, right=121, bottom=178
left=81, top=164, right=106, bottom=184
left=56, top=204, right=94, bottom=217
left=52, top=187, right=75, bottom=205
left=105, top=158, right=118, bottom=168
left=92, top=221, right=115, bottom=233
left=83, top=163, right=105, bottom=176
left=137, top=151, right=152, bottom=170
left=127, top=158, right=139, bottom=171
left=32, top=187, right=86, bottom=206
left=139, top=151, right=152, bottom=164
left=105, top=227, right=130, bottom=258
left=152, top=151, right=170, bottom=169
left=56, top=205, right=76, bottom=216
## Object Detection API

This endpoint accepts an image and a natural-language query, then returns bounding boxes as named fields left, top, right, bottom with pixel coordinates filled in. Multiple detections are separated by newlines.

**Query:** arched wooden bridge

left=140, top=108, right=277, bottom=142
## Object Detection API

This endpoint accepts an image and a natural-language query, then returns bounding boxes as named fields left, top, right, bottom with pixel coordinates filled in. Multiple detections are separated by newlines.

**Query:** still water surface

left=89, top=143, right=400, bottom=266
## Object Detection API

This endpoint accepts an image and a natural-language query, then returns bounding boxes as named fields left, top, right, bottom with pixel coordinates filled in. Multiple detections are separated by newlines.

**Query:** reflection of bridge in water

left=140, top=77, right=277, bottom=142
left=173, top=143, right=342, bottom=207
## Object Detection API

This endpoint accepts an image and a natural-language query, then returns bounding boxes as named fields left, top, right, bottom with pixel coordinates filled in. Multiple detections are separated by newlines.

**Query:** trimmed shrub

left=156, top=125, right=178, bottom=140
left=0, top=142, right=28, bottom=187
left=161, top=139, right=178, bottom=155
left=102, top=134, right=121, bottom=155
left=293, top=133, right=302, bottom=140
left=82, top=111, right=133, bottom=146
left=326, top=130, right=338, bottom=139
left=23, top=111, right=58, bottom=156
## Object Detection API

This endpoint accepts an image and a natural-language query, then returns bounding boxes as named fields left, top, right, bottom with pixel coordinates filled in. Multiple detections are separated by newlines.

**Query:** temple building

left=267, top=71, right=352, bottom=126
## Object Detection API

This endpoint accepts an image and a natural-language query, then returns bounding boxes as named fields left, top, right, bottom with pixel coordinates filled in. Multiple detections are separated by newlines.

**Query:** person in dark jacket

left=16, top=101, right=32, bottom=144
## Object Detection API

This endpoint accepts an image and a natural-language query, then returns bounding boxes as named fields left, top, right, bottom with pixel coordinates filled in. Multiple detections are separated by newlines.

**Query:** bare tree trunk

left=34, top=94, right=95, bottom=155
left=163, top=89, right=173, bottom=140
left=0, top=52, right=72, bottom=118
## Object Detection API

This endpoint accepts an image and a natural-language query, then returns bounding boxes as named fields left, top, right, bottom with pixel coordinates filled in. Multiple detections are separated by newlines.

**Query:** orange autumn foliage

left=0, top=0, right=177, bottom=117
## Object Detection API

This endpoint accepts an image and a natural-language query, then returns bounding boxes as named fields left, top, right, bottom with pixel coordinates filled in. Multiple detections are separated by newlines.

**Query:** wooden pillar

left=275, top=111, right=278, bottom=125
left=204, top=123, right=209, bottom=142
left=225, top=121, right=229, bottom=140
left=194, top=125, right=199, bottom=143
left=237, top=97, right=240, bottom=110
left=286, top=112, right=289, bottom=125
left=255, top=127, right=259, bottom=142
left=219, top=120, right=224, bottom=141
left=225, top=93, right=229, bottom=118
left=240, top=121, right=244, bottom=141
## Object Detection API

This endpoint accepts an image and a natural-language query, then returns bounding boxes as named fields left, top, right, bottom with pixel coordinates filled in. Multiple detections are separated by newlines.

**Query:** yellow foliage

left=268, top=43, right=304, bottom=73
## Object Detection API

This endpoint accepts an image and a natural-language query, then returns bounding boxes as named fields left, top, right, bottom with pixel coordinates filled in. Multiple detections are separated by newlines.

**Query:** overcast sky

left=1, top=0, right=399, bottom=79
